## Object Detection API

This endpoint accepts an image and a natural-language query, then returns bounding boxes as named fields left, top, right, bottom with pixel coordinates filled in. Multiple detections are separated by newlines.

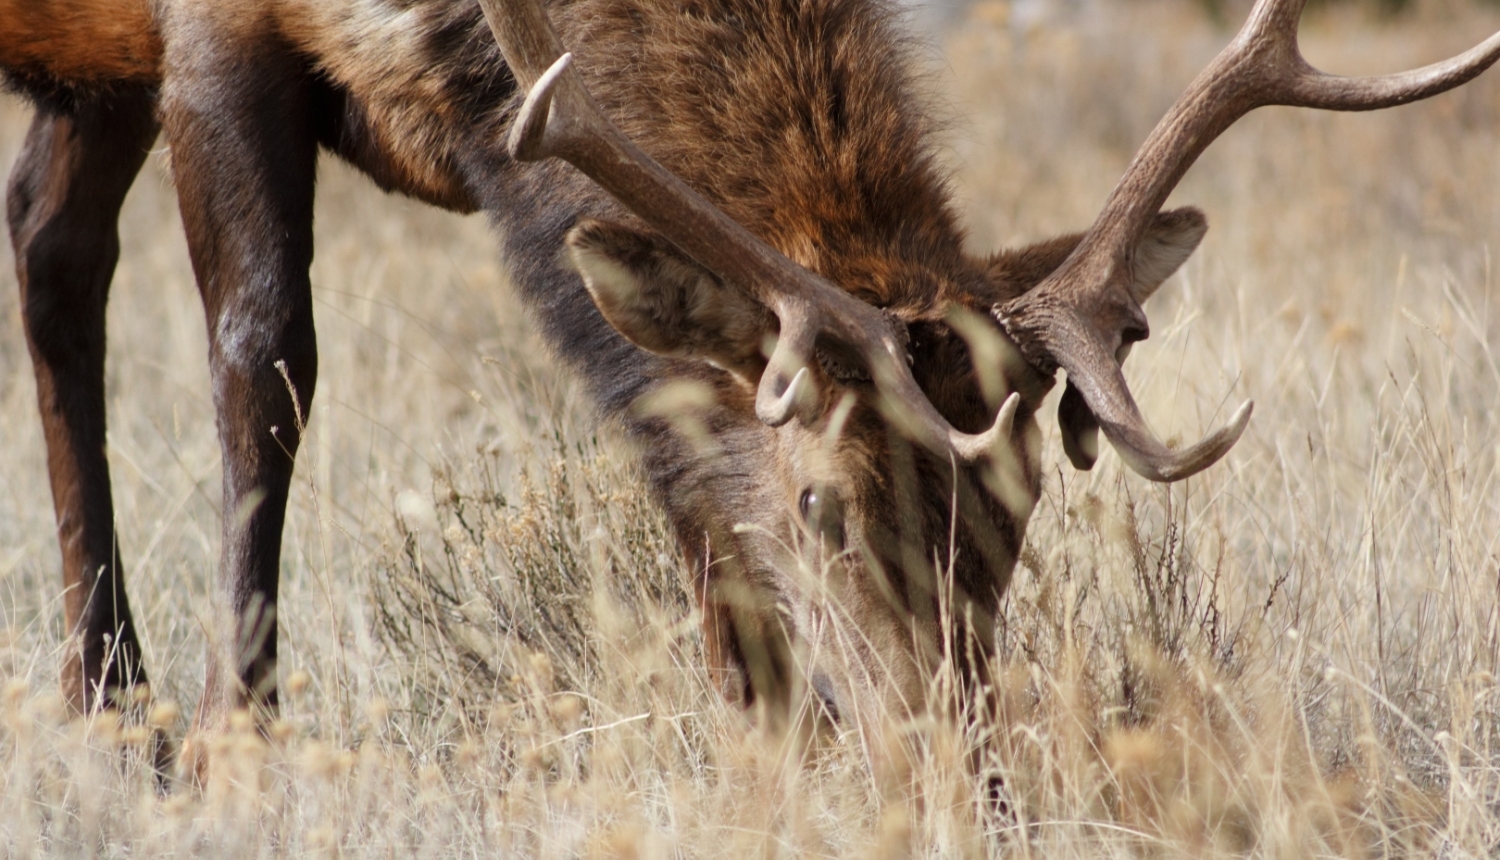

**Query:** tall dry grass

left=3, top=1, right=1500, bottom=855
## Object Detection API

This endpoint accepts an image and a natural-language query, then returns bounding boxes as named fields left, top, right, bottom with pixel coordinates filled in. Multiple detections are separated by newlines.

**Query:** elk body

left=4, top=0, right=1498, bottom=763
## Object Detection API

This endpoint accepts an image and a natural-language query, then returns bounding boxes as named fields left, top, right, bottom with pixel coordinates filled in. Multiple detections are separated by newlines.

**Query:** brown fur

left=0, top=0, right=162, bottom=89
left=554, top=0, right=970, bottom=304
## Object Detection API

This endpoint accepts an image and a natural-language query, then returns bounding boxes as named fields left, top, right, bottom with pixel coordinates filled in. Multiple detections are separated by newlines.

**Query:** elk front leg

left=160, top=30, right=319, bottom=740
left=6, top=88, right=159, bottom=715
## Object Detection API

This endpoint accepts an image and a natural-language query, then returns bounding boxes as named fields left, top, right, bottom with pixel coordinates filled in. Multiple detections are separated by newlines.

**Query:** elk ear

left=983, top=207, right=1206, bottom=304
left=567, top=218, right=773, bottom=379
left=1129, top=206, right=1207, bottom=304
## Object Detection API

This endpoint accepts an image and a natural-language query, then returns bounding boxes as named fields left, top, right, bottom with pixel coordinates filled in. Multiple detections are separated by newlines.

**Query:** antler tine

left=1239, top=0, right=1500, bottom=111
left=998, top=0, right=1499, bottom=482
left=476, top=0, right=1020, bottom=465
left=1283, top=31, right=1500, bottom=110
left=1066, top=329, right=1254, bottom=482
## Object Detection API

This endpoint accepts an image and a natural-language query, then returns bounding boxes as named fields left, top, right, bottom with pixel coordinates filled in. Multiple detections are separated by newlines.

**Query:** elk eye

left=798, top=488, right=817, bottom=520
left=799, top=487, right=845, bottom=547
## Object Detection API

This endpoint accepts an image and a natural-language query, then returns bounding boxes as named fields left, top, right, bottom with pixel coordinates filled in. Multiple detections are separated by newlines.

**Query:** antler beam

left=997, top=0, right=1500, bottom=481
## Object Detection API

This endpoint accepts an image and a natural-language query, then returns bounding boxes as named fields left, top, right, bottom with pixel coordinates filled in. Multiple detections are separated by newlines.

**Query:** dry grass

left=4, top=1, right=1500, bottom=855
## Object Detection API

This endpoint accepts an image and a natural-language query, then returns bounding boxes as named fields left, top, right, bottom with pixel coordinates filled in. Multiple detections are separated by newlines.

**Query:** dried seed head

left=228, top=709, right=254, bottom=733
left=549, top=693, right=583, bottom=726
left=148, top=701, right=181, bottom=729
left=285, top=670, right=312, bottom=697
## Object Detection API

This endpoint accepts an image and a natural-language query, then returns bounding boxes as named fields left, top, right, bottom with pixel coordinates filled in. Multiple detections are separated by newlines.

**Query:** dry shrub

left=984, top=477, right=1477, bottom=857
left=4, top=0, right=1500, bottom=857
left=372, top=431, right=692, bottom=727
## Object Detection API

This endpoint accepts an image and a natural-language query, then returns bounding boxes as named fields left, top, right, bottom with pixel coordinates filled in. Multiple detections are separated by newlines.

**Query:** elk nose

left=811, top=671, right=841, bottom=724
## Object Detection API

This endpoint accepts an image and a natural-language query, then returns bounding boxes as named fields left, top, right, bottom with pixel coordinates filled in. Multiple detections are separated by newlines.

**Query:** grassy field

left=4, top=1, right=1500, bottom=856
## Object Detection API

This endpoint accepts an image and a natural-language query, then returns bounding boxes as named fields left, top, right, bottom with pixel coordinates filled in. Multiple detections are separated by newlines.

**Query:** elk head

left=475, top=0, right=1500, bottom=724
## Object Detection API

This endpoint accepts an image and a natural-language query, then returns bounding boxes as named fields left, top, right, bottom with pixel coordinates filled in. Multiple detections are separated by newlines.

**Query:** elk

left=4, top=0, right=1498, bottom=763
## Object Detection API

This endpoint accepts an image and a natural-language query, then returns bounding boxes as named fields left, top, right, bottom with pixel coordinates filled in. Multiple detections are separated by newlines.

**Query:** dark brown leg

left=6, top=89, right=159, bottom=714
left=159, top=32, right=318, bottom=733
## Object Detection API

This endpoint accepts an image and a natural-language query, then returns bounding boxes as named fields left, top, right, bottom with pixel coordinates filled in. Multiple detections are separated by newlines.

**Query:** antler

left=476, top=0, right=1017, bottom=461
left=997, top=0, right=1500, bottom=482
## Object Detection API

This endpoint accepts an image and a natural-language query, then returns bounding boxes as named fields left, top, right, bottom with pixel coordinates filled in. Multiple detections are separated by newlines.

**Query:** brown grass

left=4, top=1, right=1500, bottom=855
